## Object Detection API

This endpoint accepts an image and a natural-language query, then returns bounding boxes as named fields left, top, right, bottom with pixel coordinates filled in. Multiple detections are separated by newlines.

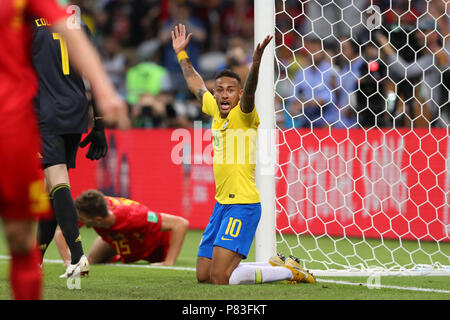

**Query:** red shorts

left=0, top=121, right=51, bottom=220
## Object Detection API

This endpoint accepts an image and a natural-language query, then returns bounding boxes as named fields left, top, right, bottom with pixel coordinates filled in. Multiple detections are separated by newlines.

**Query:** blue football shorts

left=197, top=202, right=261, bottom=259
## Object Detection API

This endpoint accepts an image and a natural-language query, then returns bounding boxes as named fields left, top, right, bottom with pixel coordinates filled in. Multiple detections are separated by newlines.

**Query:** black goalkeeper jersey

left=32, top=18, right=90, bottom=135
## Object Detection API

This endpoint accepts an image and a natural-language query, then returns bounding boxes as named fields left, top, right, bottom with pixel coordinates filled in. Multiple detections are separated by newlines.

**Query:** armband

left=177, top=50, right=189, bottom=62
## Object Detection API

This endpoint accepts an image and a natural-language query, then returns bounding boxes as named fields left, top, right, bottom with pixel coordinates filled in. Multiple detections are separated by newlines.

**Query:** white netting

left=273, top=0, right=450, bottom=274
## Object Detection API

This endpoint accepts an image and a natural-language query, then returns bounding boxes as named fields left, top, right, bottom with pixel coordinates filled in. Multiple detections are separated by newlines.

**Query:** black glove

left=80, top=118, right=108, bottom=160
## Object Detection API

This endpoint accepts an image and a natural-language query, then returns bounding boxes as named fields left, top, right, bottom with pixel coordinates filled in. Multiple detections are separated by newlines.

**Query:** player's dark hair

left=75, top=189, right=109, bottom=218
left=215, top=69, right=242, bottom=87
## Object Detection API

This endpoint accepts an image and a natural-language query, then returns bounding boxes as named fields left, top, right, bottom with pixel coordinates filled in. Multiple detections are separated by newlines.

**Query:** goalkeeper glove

left=80, top=118, right=108, bottom=160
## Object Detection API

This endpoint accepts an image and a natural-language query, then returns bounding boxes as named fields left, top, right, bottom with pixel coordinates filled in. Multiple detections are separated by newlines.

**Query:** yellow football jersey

left=202, top=91, right=261, bottom=204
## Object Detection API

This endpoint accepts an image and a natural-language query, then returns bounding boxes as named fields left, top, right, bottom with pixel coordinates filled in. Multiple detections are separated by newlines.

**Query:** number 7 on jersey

left=52, top=33, right=70, bottom=75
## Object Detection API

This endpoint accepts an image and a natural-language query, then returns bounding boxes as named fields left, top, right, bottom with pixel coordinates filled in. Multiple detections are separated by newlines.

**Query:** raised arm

left=240, top=35, right=273, bottom=113
left=172, top=24, right=208, bottom=101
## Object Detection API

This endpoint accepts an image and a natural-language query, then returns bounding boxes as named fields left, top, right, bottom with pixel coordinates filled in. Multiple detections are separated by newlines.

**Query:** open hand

left=253, top=34, right=273, bottom=64
left=171, top=24, right=192, bottom=54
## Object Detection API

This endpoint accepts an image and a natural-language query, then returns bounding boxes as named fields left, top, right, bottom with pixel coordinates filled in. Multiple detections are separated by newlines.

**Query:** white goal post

left=254, top=0, right=277, bottom=263
left=254, top=0, right=450, bottom=276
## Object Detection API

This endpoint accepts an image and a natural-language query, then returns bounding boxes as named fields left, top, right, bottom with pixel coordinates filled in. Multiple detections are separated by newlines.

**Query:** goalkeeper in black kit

left=32, top=3, right=108, bottom=279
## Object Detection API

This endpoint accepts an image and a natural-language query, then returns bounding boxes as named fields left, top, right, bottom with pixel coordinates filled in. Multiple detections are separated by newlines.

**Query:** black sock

left=50, top=184, right=84, bottom=264
left=37, top=217, right=58, bottom=259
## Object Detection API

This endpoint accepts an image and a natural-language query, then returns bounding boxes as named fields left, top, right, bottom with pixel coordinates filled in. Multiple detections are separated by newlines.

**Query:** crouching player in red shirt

left=55, top=189, right=189, bottom=266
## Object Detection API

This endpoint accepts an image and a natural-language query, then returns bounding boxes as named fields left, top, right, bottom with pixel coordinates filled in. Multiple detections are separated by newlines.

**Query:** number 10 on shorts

left=224, top=217, right=242, bottom=238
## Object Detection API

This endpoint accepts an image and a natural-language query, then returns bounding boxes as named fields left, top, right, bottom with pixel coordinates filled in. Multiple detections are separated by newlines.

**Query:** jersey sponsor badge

left=147, top=211, right=159, bottom=223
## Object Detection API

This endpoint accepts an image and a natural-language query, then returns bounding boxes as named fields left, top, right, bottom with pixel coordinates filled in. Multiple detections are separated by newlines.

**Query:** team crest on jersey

left=147, top=211, right=158, bottom=223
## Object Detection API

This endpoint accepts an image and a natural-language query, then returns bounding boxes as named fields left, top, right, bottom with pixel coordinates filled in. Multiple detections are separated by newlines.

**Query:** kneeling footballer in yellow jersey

left=172, top=24, right=315, bottom=285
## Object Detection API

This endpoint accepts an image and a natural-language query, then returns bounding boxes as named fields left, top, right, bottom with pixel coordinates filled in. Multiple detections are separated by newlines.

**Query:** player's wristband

left=177, top=50, right=189, bottom=62
left=93, top=117, right=105, bottom=130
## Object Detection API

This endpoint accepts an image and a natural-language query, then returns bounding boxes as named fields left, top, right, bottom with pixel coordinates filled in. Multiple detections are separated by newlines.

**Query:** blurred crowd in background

left=72, top=0, right=450, bottom=129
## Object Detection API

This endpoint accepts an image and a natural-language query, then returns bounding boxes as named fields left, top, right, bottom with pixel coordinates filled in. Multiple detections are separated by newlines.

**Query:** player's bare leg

left=196, top=256, right=212, bottom=283
left=210, top=246, right=242, bottom=285
left=3, top=219, right=36, bottom=256
left=88, top=236, right=117, bottom=264
left=3, top=219, right=42, bottom=299
left=43, top=164, right=70, bottom=193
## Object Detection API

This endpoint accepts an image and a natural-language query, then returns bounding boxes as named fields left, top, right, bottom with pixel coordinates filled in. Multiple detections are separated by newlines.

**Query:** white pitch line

left=1, top=255, right=449, bottom=294
left=0, top=255, right=196, bottom=271
left=317, top=279, right=450, bottom=294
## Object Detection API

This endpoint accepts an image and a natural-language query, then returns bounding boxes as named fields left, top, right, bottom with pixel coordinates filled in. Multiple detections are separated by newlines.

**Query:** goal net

left=255, top=0, right=450, bottom=276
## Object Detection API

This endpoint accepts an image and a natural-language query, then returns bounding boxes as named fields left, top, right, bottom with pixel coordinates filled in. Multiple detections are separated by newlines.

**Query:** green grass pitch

left=0, top=226, right=449, bottom=300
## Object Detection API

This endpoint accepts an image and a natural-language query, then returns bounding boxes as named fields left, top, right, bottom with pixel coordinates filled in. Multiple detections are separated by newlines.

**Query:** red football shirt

left=0, top=0, right=66, bottom=220
left=93, top=197, right=168, bottom=263
left=0, top=0, right=67, bottom=133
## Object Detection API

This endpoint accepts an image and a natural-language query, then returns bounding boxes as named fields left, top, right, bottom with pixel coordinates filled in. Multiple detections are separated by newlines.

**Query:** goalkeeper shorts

left=40, top=133, right=81, bottom=169
left=197, top=202, right=261, bottom=259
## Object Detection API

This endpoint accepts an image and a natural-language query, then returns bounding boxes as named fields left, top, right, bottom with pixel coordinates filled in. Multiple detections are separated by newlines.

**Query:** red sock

left=10, top=247, right=42, bottom=300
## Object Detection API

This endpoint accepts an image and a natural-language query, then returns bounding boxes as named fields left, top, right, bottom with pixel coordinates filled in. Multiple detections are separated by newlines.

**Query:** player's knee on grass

left=196, top=265, right=212, bottom=283
left=210, top=268, right=231, bottom=285
left=210, top=247, right=243, bottom=285
left=196, top=270, right=210, bottom=283
left=196, top=257, right=212, bottom=283
left=210, top=260, right=234, bottom=285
